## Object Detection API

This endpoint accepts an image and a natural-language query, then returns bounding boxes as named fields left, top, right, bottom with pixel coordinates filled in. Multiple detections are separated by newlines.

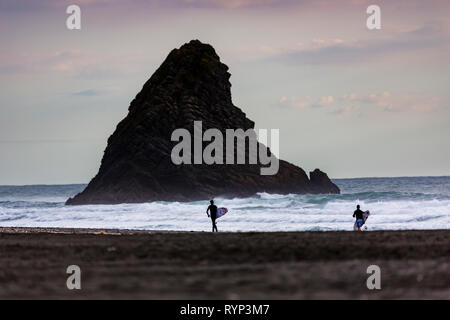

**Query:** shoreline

left=0, top=228, right=448, bottom=299
left=1, top=226, right=449, bottom=234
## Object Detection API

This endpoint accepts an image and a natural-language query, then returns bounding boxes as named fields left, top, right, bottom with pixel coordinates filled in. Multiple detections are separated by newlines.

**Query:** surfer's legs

left=211, top=218, right=218, bottom=232
left=356, top=219, right=363, bottom=231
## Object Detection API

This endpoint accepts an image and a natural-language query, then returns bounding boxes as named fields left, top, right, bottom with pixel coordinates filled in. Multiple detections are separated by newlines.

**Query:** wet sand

left=0, top=227, right=448, bottom=299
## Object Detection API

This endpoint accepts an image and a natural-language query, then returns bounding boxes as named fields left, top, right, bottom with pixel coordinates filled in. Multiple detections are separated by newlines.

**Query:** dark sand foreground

left=0, top=228, right=448, bottom=299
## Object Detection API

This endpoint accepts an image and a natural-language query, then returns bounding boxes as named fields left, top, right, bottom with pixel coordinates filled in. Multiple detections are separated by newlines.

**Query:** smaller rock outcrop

left=310, top=169, right=340, bottom=194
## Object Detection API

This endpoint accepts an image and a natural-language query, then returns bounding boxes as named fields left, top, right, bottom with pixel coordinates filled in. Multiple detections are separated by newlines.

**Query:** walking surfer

left=206, top=200, right=218, bottom=232
left=353, top=204, right=365, bottom=231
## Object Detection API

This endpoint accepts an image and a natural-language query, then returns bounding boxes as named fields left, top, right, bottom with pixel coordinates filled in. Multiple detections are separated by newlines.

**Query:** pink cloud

left=278, top=92, right=442, bottom=115
left=340, top=92, right=442, bottom=113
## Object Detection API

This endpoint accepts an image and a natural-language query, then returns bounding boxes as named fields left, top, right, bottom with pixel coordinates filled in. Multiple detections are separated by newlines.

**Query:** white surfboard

left=353, top=210, right=370, bottom=231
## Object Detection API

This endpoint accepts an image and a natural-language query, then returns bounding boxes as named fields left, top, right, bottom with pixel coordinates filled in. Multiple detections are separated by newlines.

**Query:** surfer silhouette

left=353, top=205, right=365, bottom=231
left=206, top=200, right=218, bottom=232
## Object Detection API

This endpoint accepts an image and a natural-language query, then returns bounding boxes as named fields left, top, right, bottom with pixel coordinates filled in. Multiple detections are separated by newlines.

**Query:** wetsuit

left=207, top=204, right=218, bottom=232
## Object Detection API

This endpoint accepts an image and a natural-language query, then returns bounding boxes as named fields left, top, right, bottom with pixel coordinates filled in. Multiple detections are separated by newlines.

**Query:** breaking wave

left=0, top=176, right=449, bottom=231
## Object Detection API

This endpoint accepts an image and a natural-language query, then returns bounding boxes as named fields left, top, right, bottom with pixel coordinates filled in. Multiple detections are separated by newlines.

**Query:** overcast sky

left=0, top=0, right=449, bottom=184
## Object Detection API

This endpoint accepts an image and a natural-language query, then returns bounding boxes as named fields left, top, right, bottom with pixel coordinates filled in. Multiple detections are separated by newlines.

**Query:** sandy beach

left=0, top=228, right=448, bottom=299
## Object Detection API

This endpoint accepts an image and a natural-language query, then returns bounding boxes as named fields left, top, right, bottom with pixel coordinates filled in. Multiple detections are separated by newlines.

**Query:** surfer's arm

left=206, top=207, right=210, bottom=217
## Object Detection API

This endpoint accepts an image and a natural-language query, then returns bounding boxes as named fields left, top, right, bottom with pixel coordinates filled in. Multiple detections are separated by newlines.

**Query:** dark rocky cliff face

left=66, top=40, right=339, bottom=205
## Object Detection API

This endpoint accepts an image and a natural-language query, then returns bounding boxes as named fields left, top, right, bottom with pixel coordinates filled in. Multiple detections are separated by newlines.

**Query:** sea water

left=0, top=176, right=449, bottom=231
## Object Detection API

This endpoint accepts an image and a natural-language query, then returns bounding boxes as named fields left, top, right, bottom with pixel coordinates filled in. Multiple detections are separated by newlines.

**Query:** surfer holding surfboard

left=353, top=204, right=370, bottom=231
left=206, top=200, right=228, bottom=232
left=206, top=200, right=218, bottom=232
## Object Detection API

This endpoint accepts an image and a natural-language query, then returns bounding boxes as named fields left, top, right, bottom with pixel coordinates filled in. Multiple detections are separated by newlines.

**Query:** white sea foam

left=0, top=177, right=449, bottom=231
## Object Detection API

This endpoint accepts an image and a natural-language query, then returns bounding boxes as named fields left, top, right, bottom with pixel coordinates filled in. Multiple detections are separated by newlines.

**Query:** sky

left=0, top=0, right=449, bottom=184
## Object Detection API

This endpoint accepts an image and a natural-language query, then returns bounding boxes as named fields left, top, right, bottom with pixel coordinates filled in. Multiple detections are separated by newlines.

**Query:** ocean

left=0, top=176, right=449, bottom=231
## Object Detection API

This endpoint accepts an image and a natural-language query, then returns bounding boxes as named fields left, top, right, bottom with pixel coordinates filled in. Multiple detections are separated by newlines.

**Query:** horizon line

left=1, top=174, right=449, bottom=187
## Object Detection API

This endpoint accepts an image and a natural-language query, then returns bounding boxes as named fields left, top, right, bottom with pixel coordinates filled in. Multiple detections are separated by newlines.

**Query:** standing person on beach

left=206, top=200, right=218, bottom=232
left=353, top=205, right=365, bottom=231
